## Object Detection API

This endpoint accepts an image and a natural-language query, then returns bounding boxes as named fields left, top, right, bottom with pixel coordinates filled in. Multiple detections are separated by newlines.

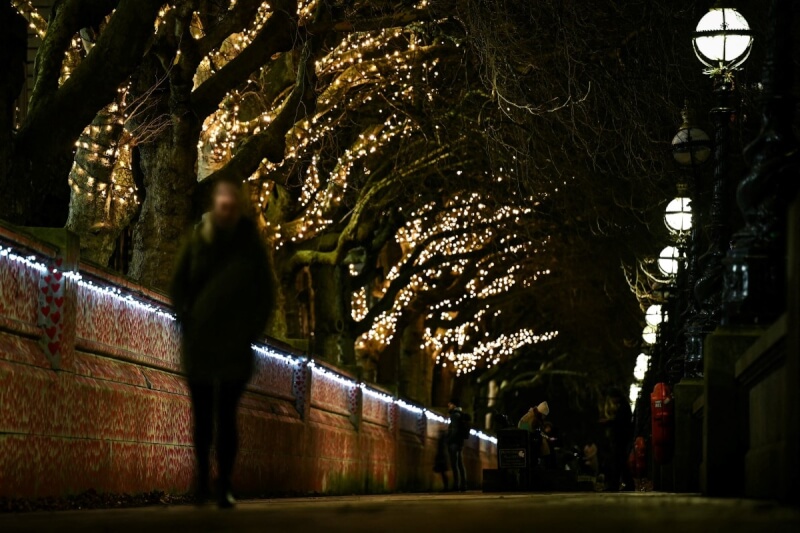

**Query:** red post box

left=650, top=382, right=674, bottom=464
left=628, top=435, right=648, bottom=478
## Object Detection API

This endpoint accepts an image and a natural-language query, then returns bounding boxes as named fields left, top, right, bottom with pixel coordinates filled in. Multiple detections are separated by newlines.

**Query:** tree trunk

left=0, top=8, right=30, bottom=222
left=399, top=313, right=433, bottom=405
left=431, top=363, right=455, bottom=408
left=311, top=263, right=355, bottom=365
left=265, top=257, right=291, bottom=341
left=128, top=129, right=197, bottom=289
left=127, top=48, right=200, bottom=289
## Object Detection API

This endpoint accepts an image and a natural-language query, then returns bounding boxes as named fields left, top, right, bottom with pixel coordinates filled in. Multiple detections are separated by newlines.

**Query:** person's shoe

left=217, top=490, right=236, bottom=509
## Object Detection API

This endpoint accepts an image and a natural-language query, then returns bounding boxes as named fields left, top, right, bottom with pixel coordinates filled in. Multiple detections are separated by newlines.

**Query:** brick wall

left=0, top=225, right=496, bottom=498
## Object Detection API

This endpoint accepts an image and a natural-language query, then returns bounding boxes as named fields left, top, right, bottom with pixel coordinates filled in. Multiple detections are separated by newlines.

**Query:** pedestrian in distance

left=518, top=401, right=551, bottom=463
left=542, top=421, right=559, bottom=469
left=517, top=401, right=549, bottom=433
left=446, top=398, right=471, bottom=492
left=433, top=429, right=450, bottom=491
left=599, top=389, right=635, bottom=492
left=171, top=176, right=272, bottom=509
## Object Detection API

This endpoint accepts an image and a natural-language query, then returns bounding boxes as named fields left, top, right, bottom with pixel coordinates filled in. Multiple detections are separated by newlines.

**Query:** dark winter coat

left=170, top=215, right=271, bottom=382
left=447, top=407, right=465, bottom=447
left=605, top=398, right=634, bottom=443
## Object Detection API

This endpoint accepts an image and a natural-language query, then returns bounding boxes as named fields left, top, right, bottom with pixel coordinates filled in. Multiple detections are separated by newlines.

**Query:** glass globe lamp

left=693, top=6, right=753, bottom=73
left=633, top=353, right=651, bottom=381
left=645, top=304, right=664, bottom=326
left=658, top=246, right=682, bottom=276
left=672, top=103, right=711, bottom=166
left=665, top=197, right=693, bottom=233
left=642, top=325, right=658, bottom=345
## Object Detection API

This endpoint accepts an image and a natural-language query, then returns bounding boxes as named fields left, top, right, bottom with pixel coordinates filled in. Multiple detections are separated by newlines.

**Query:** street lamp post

left=671, top=106, right=711, bottom=378
left=684, top=3, right=753, bottom=376
left=723, top=0, right=799, bottom=324
left=663, top=193, right=693, bottom=379
left=658, top=245, right=683, bottom=277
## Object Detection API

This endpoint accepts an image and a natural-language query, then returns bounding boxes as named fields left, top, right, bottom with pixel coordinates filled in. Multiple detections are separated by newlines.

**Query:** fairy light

left=424, top=410, right=448, bottom=424
left=351, top=287, right=368, bottom=321
left=252, top=344, right=300, bottom=367
left=67, top=89, right=139, bottom=209
left=67, top=272, right=175, bottom=321
left=396, top=399, right=424, bottom=415
left=308, top=360, right=356, bottom=388
left=359, top=382, right=394, bottom=404
left=195, top=2, right=274, bottom=85
left=12, top=0, right=47, bottom=38
left=12, top=0, right=561, bottom=383
left=0, top=239, right=498, bottom=444
left=193, top=21, right=456, bottom=249
left=297, top=0, right=317, bottom=22
left=349, top=188, right=557, bottom=374
left=432, top=329, right=560, bottom=375
left=0, top=245, right=48, bottom=273
left=14, top=1, right=82, bottom=83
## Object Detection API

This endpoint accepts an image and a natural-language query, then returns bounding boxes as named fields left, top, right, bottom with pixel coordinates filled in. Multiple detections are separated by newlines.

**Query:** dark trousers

left=605, top=432, right=634, bottom=491
left=188, top=379, right=247, bottom=493
left=448, top=444, right=467, bottom=490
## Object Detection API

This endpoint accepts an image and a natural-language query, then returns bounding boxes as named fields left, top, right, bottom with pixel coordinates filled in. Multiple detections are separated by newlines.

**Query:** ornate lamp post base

left=722, top=0, right=800, bottom=325
left=684, top=311, right=715, bottom=378
left=723, top=243, right=785, bottom=325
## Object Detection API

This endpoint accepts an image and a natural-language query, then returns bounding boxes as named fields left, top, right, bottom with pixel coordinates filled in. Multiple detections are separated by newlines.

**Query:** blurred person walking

left=171, top=177, right=271, bottom=508
left=447, top=399, right=470, bottom=491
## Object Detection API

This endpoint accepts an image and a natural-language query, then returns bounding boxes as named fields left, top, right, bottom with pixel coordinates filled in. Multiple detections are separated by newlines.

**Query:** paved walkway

left=1, top=492, right=798, bottom=532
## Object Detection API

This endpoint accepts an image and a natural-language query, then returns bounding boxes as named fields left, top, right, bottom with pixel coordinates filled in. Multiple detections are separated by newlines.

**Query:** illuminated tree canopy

left=1, top=0, right=720, bottom=402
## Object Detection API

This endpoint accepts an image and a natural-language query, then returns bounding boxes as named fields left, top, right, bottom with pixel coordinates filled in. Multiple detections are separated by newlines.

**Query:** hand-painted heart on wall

left=292, top=363, right=310, bottom=419
left=38, top=257, right=67, bottom=369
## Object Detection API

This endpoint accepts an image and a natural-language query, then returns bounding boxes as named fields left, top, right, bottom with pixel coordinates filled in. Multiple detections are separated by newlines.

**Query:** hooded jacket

left=447, top=406, right=465, bottom=446
left=170, top=214, right=271, bottom=382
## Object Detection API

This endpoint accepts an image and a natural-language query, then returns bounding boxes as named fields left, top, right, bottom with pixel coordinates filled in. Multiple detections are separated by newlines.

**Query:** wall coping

left=735, top=314, right=787, bottom=381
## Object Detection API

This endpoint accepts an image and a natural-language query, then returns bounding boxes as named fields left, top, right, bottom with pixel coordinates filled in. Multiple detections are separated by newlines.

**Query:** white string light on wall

left=0, top=241, right=497, bottom=445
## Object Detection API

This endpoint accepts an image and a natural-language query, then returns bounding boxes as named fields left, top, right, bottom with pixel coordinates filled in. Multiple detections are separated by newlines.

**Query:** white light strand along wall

left=0, top=242, right=497, bottom=444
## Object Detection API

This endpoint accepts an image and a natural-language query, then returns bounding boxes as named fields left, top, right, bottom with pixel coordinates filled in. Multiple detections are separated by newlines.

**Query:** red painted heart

left=40, top=286, right=49, bottom=294
left=54, top=271, right=63, bottom=281
left=46, top=295, right=53, bottom=304
left=45, top=326, right=57, bottom=338
left=44, top=275, right=52, bottom=283
left=47, top=341, right=60, bottom=355
left=55, top=258, right=63, bottom=267
left=41, top=306, right=50, bottom=317
left=51, top=283, right=60, bottom=292
left=54, top=297, right=64, bottom=308
left=51, top=311, right=61, bottom=324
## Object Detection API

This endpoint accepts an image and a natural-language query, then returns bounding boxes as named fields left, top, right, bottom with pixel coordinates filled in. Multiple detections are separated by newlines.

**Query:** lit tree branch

left=18, top=0, right=162, bottom=160
left=191, top=0, right=299, bottom=118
